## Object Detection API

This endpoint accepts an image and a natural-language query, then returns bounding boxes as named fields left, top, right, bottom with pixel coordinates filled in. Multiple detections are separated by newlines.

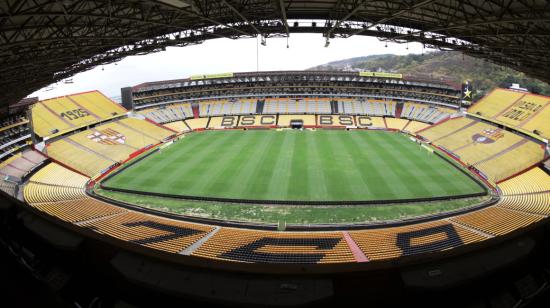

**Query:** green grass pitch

left=103, top=130, right=485, bottom=202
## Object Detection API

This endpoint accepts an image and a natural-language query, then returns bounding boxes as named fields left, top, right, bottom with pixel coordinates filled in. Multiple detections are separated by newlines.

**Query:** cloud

left=30, top=34, right=430, bottom=100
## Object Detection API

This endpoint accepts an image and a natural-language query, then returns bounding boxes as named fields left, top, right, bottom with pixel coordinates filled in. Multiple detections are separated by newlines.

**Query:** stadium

left=1, top=1, right=550, bottom=308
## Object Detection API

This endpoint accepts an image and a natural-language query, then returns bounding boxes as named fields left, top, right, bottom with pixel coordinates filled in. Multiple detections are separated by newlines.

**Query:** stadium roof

left=2, top=0, right=550, bottom=106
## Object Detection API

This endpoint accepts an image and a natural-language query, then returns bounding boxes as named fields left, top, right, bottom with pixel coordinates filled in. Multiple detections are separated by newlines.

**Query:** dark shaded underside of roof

left=1, top=0, right=549, bottom=106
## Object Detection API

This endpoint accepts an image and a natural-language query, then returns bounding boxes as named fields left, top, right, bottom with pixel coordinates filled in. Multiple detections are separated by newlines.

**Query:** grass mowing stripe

left=348, top=132, right=406, bottom=198
left=304, top=131, right=329, bottom=200
left=399, top=136, right=477, bottom=195
left=234, top=131, right=281, bottom=198
left=369, top=132, right=434, bottom=197
left=107, top=132, right=224, bottom=188
left=335, top=131, right=377, bottom=197
left=369, top=133, right=424, bottom=196
left=145, top=133, right=226, bottom=189
left=265, top=131, right=294, bottom=198
left=323, top=130, right=362, bottom=200
left=393, top=133, right=481, bottom=196
left=314, top=131, right=355, bottom=200
left=325, top=131, right=368, bottom=200
left=248, top=132, right=286, bottom=199
left=344, top=131, right=396, bottom=199
left=101, top=135, right=204, bottom=186
left=104, top=130, right=486, bottom=202
left=287, top=131, right=309, bottom=199
left=182, top=132, right=251, bottom=195
left=152, top=131, right=240, bottom=193
left=394, top=133, right=484, bottom=194
left=202, top=131, right=266, bottom=196
left=389, top=134, right=437, bottom=192
left=396, top=140, right=459, bottom=195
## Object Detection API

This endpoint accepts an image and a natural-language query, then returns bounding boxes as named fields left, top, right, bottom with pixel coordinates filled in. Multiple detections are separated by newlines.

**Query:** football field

left=102, top=129, right=485, bottom=202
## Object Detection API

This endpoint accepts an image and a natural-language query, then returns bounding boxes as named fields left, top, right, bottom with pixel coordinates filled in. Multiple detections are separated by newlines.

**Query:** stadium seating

left=496, top=168, right=550, bottom=216
left=28, top=162, right=88, bottom=187
left=238, top=115, right=277, bottom=127
left=0, top=113, right=28, bottom=130
left=24, top=163, right=88, bottom=200
left=367, top=117, right=387, bottom=129
left=419, top=117, right=546, bottom=182
left=70, top=92, right=127, bottom=119
left=473, top=141, right=545, bottom=182
left=401, top=103, right=455, bottom=123
left=163, top=121, right=190, bottom=133
left=349, top=220, right=487, bottom=260
left=192, top=228, right=356, bottom=263
left=31, top=91, right=127, bottom=137
left=208, top=116, right=237, bottom=129
left=497, top=193, right=550, bottom=216
left=200, top=100, right=228, bottom=117
left=138, top=103, right=193, bottom=123
left=24, top=162, right=125, bottom=222
left=46, top=118, right=173, bottom=177
left=385, top=118, right=410, bottom=131
left=418, top=117, right=472, bottom=142
left=336, top=99, right=397, bottom=117
left=31, top=199, right=126, bottom=223
left=403, top=120, right=431, bottom=133
left=81, top=212, right=214, bottom=253
left=24, top=183, right=88, bottom=203
left=316, top=115, right=354, bottom=127
left=450, top=207, right=543, bottom=236
left=0, top=111, right=31, bottom=158
left=0, top=154, right=24, bottom=178
left=19, top=156, right=550, bottom=265
left=46, top=139, right=115, bottom=176
left=0, top=150, right=46, bottom=181
left=0, top=140, right=32, bottom=159
left=276, top=99, right=306, bottom=114
left=0, top=180, right=17, bottom=197
left=468, top=89, right=550, bottom=139
left=199, top=100, right=256, bottom=117
left=498, top=168, right=550, bottom=195
left=184, top=118, right=209, bottom=130
left=118, top=118, right=174, bottom=141
left=336, top=98, right=355, bottom=114
left=263, top=98, right=332, bottom=114
left=469, top=89, right=525, bottom=118
left=0, top=150, right=46, bottom=197
left=207, top=115, right=278, bottom=128
left=23, top=162, right=216, bottom=254
left=9, top=90, right=550, bottom=267
left=135, top=99, right=456, bottom=129
left=31, top=102, right=79, bottom=137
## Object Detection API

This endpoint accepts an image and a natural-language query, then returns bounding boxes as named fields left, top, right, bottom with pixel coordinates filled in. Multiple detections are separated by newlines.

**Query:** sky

left=30, top=34, right=430, bottom=100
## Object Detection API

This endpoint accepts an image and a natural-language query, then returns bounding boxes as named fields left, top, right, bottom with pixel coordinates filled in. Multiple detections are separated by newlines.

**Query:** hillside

left=310, top=51, right=550, bottom=99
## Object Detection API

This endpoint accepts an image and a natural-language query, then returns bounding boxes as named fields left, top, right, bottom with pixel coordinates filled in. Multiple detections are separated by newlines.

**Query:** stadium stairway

left=192, top=104, right=200, bottom=119
left=395, top=102, right=404, bottom=118
left=256, top=99, right=265, bottom=114
left=382, top=117, right=389, bottom=129
left=401, top=120, right=412, bottom=132
left=330, top=100, right=339, bottom=114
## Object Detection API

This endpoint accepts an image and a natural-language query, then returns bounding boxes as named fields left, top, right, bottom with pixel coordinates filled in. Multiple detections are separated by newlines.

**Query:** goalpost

left=409, top=135, right=434, bottom=154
